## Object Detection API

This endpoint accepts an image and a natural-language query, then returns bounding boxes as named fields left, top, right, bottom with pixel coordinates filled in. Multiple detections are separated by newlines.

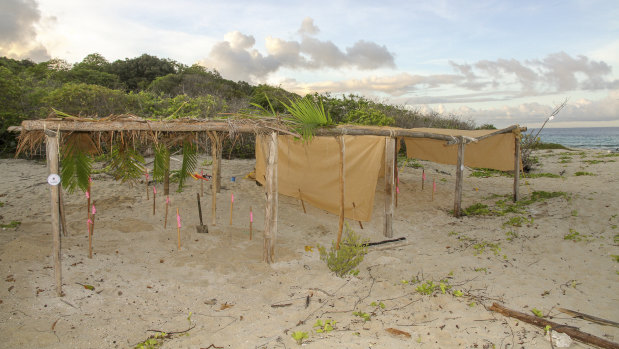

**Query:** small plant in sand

left=531, top=308, right=544, bottom=318
left=462, top=203, right=492, bottom=216
left=1, top=220, right=21, bottom=229
left=564, top=229, right=591, bottom=242
left=574, top=171, right=595, bottom=176
left=370, top=301, right=386, bottom=309
left=473, top=241, right=502, bottom=256
left=352, top=311, right=371, bottom=322
left=318, top=223, right=368, bottom=277
left=291, top=331, right=309, bottom=345
left=502, top=216, right=533, bottom=228
left=313, top=319, right=336, bottom=333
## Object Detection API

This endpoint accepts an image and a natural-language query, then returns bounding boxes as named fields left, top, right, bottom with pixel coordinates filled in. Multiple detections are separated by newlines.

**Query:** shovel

left=196, top=193, right=208, bottom=234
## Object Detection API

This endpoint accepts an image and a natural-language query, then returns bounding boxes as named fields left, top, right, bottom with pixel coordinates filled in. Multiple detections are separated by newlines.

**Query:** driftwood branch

left=489, top=303, right=619, bottom=349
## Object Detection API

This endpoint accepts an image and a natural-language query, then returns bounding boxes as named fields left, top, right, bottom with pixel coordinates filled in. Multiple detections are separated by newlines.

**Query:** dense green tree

left=109, top=54, right=180, bottom=91
left=42, top=82, right=129, bottom=117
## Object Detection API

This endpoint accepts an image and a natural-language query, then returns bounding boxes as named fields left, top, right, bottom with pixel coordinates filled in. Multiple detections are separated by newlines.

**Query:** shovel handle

left=197, top=193, right=204, bottom=225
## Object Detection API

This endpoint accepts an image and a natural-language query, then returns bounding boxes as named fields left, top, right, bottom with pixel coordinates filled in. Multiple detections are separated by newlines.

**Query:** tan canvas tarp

left=256, top=135, right=385, bottom=222
left=404, top=128, right=519, bottom=171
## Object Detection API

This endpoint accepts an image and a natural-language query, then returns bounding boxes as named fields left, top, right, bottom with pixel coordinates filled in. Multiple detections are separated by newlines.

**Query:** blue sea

left=530, top=127, right=619, bottom=150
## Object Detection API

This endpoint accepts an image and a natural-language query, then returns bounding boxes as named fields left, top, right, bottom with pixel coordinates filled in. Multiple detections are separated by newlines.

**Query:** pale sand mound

left=0, top=150, right=617, bottom=348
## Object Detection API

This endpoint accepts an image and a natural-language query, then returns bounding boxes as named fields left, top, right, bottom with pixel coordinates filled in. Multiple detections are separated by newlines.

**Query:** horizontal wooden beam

left=17, top=119, right=522, bottom=144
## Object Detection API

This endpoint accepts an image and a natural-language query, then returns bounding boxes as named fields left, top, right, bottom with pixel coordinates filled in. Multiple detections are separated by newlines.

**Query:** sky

left=1, top=0, right=618, bottom=128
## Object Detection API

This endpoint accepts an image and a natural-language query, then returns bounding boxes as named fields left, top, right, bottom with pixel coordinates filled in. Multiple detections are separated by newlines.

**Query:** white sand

left=0, top=148, right=618, bottom=348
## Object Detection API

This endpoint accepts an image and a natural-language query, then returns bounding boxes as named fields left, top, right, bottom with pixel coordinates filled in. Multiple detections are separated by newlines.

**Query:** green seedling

left=503, top=216, right=533, bottom=228
left=505, top=231, right=518, bottom=241
left=564, top=229, right=591, bottom=242
left=453, top=290, right=463, bottom=297
left=135, top=332, right=168, bottom=349
left=370, top=301, right=386, bottom=309
left=574, top=171, right=595, bottom=176
left=415, top=280, right=437, bottom=295
left=462, top=203, right=492, bottom=216
left=313, top=319, right=336, bottom=333
left=611, top=255, right=619, bottom=263
left=1, top=221, right=21, bottom=229
left=291, top=331, right=308, bottom=345
left=468, top=302, right=476, bottom=307
left=526, top=173, right=562, bottom=178
left=473, top=242, right=501, bottom=256
left=474, top=267, right=488, bottom=274
left=353, top=311, right=371, bottom=322
left=531, top=308, right=544, bottom=318
left=544, top=325, right=552, bottom=334
left=571, top=210, right=578, bottom=217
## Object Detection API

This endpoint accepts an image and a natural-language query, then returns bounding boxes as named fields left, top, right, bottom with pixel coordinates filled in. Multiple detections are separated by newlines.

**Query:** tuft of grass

left=574, top=171, right=595, bottom=176
left=525, top=172, right=562, bottom=178
left=534, top=142, right=570, bottom=150
left=503, top=216, right=533, bottom=228
left=1, top=221, right=21, bottom=229
left=470, top=168, right=511, bottom=178
left=462, top=203, right=492, bottom=216
left=564, top=229, right=591, bottom=242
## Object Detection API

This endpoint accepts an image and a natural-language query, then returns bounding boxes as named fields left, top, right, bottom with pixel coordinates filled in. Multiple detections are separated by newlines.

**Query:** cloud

left=279, top=52, right=617, bottom=103
left=200, top=17, right=395, bottom=82
left=0, top=0, right=50, bottom=61
left=451, top=90, right=619, bottom=126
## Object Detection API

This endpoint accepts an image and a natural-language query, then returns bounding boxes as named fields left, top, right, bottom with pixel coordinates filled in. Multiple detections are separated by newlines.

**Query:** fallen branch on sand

left=489, top=303, right=619, bottom=349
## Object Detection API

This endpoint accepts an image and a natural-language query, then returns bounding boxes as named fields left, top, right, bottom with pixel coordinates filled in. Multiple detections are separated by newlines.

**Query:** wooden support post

left=513, top=135, right=521, bottom=202
left=383, top=137, right=395, bottom=238
left=263, top=132, right=278, bottom=263
left=45, top=130, right=62, bottom=297
left=163, top=151, right=170, bottom=196
left=453, top=136, right=465, bottom=218
left=59, top=187, right=68, bottom=236
left=208, top=132, right=219, bottom=226
left=336, top=136, right=346, bottom=249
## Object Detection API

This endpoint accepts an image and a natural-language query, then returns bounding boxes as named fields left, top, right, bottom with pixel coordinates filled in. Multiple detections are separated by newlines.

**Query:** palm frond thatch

left=280, top=97, right=331, bottom=141
left=60, top=133, right=98, bottom=193
left=174, top=141, right=198, bottom=192
left=152, top=143, right=170, bottom=183
left=108, top=144, right=145, bottom=184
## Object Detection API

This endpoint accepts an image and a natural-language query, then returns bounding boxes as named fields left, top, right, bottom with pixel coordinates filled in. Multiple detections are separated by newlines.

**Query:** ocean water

left=530, top=127, right=619, bottom=150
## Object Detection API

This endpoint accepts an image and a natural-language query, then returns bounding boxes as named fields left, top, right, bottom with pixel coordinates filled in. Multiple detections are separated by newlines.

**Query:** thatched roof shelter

left=10, top=114, right=525, bottom=296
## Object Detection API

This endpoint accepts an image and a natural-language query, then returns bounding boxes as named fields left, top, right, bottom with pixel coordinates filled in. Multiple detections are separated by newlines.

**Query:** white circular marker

left=47, top=174, right=61, bottom=186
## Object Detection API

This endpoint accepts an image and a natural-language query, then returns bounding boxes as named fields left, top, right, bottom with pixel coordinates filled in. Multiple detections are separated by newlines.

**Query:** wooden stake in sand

left=145, top=171, right=150, bottom=200
left=88, top=203, right=96, bottom=259
left=298, top=189, right=307, bottom=214
left=200, top=169, right=204, bottom=198
left=432, top=178, right=436, bottom=201
left=176, top=208, right=181, bottom=251
left=86, top=182, right=91, bottom=221
left=422, top=169, right=425, bottom=190
left=152, top=185, right=156, bottom=215
left=249, top=206, right=253, bottom=240
left=229, top=193, right=234, bottom=225
left=513, top=135, right=521, bottom=202
left=352, top=202, right=363, bottom=229
left=164, top=196, right=169, bottom=228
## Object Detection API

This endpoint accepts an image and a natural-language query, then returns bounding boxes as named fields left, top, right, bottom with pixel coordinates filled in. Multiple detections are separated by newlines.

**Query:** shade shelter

left=12, top=116, right=524, bottom=296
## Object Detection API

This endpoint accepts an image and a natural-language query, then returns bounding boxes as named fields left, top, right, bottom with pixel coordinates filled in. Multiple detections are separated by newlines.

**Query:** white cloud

left=0, top=0, right=50, bottom=61
left=199, top=17, right=395, bottom=82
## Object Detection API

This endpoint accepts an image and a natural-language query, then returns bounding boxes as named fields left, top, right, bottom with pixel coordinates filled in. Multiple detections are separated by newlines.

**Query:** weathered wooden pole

left=453, top=136, right=465, bottom=217
left=513, top=135, right=521, bottom=202
left=383, top=137, right=396, bottom=238
left=263, top=132, right=278, bottom=263
left=59, top=187, right=68, bottom=236
left=336, top=136, right=346, bottom=249
left=208, top=132, right=219, bottom=225
left=45, top=130, right=62, bottom=296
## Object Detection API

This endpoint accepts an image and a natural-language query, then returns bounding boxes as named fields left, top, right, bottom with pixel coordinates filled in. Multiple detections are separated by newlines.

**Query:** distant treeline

left=0, top=53, right=488, bottom=155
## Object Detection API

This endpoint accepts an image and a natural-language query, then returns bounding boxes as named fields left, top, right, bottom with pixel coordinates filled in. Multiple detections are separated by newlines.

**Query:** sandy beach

left=0, top=148, right=618, bottom=348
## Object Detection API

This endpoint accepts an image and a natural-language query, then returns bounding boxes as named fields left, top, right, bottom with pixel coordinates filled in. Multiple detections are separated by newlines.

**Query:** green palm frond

left=153, top=143, right=170, bottom=182
left=108, top=144, right=145, bottom=184
left=60, top=133, right=97, bottom=193
left=280, top=97, right=331, bottom=141
left=174, top=141, right=198, bottom=192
